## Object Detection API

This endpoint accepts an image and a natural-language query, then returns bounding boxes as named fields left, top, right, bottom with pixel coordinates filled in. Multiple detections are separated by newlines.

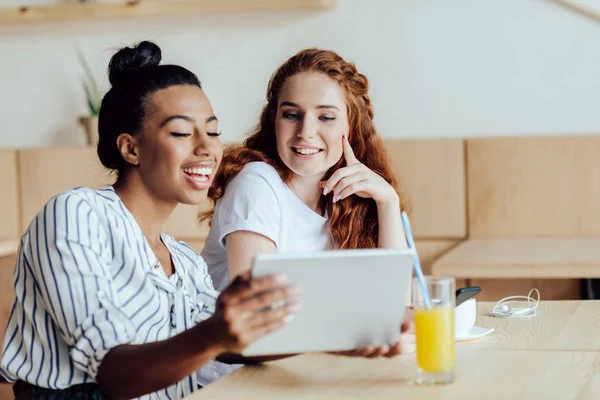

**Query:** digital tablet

left=242, top=248, right=414, bottom=356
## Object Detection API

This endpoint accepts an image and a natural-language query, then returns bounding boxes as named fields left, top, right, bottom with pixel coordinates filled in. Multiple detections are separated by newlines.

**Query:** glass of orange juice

left=412, top=276, right=455, bottom=385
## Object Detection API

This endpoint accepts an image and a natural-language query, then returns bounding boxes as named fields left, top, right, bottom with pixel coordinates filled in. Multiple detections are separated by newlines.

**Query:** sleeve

left=26, top=192, right=136, bottom=379
left=215, top=164, right=283, bottom=248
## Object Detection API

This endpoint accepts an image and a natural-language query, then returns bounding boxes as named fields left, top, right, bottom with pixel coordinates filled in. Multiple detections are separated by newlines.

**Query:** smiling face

left=121, top=84, right=222, bottom=205
left=275, top=71, right=350, bottom=180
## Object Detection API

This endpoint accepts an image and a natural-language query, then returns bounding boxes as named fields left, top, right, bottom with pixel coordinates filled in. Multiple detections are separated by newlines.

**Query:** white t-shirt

left=202, top=162, right=332, bottom=291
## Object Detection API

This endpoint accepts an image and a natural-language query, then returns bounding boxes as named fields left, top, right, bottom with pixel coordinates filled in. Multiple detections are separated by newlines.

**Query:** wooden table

left=475, top=300, right=600, bottom=351
left=187, top=301, right=600, bottom=400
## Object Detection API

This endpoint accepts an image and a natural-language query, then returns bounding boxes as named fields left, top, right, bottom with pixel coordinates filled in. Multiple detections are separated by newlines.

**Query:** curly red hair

left=202, top=48, right=408, bottom=249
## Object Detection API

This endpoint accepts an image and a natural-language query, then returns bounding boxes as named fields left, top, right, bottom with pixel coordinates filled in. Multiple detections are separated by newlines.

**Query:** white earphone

left=489, top=288, right=540, bottom=318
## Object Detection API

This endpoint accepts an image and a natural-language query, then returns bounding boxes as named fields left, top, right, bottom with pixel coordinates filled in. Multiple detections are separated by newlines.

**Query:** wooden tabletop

left=187, top=301, right=600, bottom=399
left=475, top=300, right=600, bottom=351
left=431, top=238, right=600, bottom=278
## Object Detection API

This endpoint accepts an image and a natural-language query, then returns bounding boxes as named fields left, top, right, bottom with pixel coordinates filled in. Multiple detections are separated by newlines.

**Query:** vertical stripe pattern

left=1, top=187, right=221, bottom=399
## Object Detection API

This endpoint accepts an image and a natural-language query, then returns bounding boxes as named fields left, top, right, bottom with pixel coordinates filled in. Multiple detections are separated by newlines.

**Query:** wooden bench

left=432, top=238, right=600, bottom=279
left=0, top=241, right=18, bottom=259
left=7, top=137, right=599, bottom=303
left=432, top=135, right=600, bottom=300
left=380, top=138, right=467, bottom=287
left=0, top=150, right=19, bottom=246
left=11, top=139, right=468, bottom=271
left=0, top=249, right=16, bottom=393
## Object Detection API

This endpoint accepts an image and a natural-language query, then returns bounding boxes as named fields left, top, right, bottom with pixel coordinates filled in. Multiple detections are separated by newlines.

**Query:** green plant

left=76, top=47, right=102, bottom=117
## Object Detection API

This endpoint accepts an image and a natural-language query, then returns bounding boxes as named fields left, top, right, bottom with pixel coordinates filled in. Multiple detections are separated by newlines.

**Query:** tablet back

left=242, top=249, right=414, bottom=356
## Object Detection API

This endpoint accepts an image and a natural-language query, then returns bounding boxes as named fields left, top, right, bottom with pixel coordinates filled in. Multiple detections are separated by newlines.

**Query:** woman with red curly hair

left=201, top=48, right=412, bottom=357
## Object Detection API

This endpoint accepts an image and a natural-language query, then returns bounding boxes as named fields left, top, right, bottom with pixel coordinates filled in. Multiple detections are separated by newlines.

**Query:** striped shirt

left=0, top=186, right=236, bottom=399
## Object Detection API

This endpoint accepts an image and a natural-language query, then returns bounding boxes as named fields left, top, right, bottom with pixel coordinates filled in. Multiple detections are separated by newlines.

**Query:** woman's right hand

left=207, top=271, right=302, bottom=354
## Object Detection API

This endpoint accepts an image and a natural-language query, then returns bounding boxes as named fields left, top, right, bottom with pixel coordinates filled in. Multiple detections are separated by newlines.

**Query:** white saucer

left=455, top=326, right=495, bottom=342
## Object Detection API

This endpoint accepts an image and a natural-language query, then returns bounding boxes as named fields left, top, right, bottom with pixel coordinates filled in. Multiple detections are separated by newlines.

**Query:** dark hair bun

left=108, top=41, right=162, bottom=86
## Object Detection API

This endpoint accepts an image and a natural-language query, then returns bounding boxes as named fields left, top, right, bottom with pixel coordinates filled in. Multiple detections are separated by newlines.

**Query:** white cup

left=454, top=298, right=476, bottom=335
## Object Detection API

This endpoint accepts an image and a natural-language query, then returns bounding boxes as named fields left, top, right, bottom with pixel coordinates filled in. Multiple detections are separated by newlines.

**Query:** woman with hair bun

left=0, top=41, right=301, bottom=399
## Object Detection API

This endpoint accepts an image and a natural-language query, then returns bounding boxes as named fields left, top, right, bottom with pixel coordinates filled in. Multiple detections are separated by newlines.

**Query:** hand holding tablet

left=242, top=249, right=415, bottom=357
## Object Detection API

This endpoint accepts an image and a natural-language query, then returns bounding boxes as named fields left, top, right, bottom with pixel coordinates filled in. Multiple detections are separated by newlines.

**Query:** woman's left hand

left=321, top=135, right=398, bottom=205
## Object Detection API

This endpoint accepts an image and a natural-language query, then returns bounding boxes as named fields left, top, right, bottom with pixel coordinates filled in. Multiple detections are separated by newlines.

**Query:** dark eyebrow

left=160, top=114, right=217, bottom=127
left=280, top=101, right=300, bottom=108
left=160, top=115, right=195, bottom=127
left=279, top=101, right=341, bottom=112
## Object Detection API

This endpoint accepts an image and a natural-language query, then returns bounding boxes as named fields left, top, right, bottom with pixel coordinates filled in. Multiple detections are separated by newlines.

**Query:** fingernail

left=284, top=315, right=296, bottom=324
left=290, top=302, right=303, bottom=313
left=323, top=187, right=329, bottom=195
left=275, top=274, right=288, bottom=284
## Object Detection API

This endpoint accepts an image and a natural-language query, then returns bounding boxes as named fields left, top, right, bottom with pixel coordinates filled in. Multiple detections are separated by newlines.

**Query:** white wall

left=0, top=0, right=599, bottom=148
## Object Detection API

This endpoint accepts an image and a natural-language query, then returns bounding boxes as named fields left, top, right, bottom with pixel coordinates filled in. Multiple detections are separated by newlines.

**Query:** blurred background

left=0, top=6, right=600, bottom=393
left=2, top=0, right=600, bottom=289
left=0, top=0, right=599, bottom=147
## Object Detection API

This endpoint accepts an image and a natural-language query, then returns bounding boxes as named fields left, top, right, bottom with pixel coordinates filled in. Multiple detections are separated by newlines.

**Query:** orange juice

left=415, top=307, right=455, bottom=373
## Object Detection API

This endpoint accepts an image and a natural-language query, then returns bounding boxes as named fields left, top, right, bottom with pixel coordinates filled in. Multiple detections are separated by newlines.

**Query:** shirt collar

left=98, top=185, right=190, bottom=280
